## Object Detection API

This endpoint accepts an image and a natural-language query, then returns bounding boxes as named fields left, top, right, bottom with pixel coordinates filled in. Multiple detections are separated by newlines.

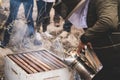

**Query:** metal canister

left=63, top=46, right=103, bottom=80
left=63, top=56, right=93, bottom=80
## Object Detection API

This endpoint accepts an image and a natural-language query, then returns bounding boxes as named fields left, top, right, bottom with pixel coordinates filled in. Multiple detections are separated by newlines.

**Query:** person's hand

left=77, top=41, right=85, bottom=55
left=77, top=41, right=92, bottom=55
left=87, top=42, right=92, bottom=49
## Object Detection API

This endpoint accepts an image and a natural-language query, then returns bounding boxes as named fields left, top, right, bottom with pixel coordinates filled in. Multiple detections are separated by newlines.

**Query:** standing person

left=0, top=0, right=34, bottom=48
left=36, top=0, right=55, bottom=38
left=75, top=0, right=120, bottom=80
left=53, top=0, right=61, bottom=27
left=53, top=0, right=72, bottom=38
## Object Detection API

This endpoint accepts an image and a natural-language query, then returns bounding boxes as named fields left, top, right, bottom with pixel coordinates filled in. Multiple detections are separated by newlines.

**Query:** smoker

left=63, top=46, right=103, bottom=80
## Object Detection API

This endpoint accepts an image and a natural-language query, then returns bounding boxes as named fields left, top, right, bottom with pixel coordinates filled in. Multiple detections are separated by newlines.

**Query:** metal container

left=63, top=46, right=103, bottom=80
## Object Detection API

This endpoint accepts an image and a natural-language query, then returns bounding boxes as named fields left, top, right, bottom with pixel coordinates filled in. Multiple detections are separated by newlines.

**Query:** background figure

left=0, top=0, right=34, bottom=48
left=53, top=0, right=72, bottom=38
left=63, top=20, right=72, bottom=33
left=54, top=8, right=72, bottom=38
left=59, top=20, right=72, bottom=38
left=36, top=0, right=55, bottom=38
left=53, top=9, right=61, bottom=27
left=53, top=0, right=61, bottom=27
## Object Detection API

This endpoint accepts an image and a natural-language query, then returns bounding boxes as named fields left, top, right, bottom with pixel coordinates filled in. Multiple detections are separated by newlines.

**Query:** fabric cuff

left=80, top=34, right=89, bottom=44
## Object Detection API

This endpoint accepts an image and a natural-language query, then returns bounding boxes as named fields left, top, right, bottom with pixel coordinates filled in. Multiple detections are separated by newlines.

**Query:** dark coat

left=81, top=0, right=119, bottom=47
left=81, top=1, right=120, bottom=80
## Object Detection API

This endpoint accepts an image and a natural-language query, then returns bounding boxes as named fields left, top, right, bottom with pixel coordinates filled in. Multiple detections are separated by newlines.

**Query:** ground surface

left=0, top=0, right=84, bottom=79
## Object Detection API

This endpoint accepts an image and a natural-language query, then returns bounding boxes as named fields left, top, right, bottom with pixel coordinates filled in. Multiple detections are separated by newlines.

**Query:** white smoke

left=9, top=19, right=43, bottom=52
left=10, top=20, right=27, bottom=46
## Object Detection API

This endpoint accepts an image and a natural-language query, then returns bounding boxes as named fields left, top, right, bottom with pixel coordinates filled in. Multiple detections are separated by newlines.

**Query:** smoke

left=8, top=19, right=78, bottom=59
left=9, top=19, right=43, bottom=52
left=50, top=37, right=65, bottom=58
left=10, top=20, right=27, bottom=45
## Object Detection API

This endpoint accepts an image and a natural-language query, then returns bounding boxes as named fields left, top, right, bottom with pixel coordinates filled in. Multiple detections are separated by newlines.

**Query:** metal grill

left=8, top=50, right=66, bottom=74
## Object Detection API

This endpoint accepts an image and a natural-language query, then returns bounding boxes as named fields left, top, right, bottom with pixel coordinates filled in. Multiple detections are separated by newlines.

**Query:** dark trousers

left=54, top=0, right=72, bottom=31
left=53, top=0, right=61, bottom=24
left=36, top=0, right=53, bottom=32
left=54, top=10, right=61, bottom=24
left=3, top=0, right=34, bottom=46
left=63, top=20, right=72, bottom=32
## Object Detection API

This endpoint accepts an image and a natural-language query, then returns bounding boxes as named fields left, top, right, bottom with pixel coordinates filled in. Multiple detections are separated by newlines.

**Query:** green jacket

left=81, top=0, right=119, bottom=46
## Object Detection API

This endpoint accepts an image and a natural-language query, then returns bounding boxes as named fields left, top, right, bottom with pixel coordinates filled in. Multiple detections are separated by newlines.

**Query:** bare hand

left=77, top=41, right=92, bottom=55
left=77, top=41, right=85, bottom=55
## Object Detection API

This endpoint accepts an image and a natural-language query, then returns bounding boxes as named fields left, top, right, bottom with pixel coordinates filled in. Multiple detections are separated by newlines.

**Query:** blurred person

left=53, top=0, right=73, bottom=38
left=53, top=10, right=61, bottom=27
left=53, top=0, right=61, bottom=27
left=0, top=0, right=34, bottom=48
left=59, top=20, right=72, bottom=38
left=36, top=0, right=55, bottom=38
left=73, top=0, right=120, bottom=80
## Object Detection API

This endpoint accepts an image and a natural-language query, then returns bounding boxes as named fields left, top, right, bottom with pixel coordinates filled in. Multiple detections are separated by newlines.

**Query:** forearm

left=80, top=0, right=118, bottom=44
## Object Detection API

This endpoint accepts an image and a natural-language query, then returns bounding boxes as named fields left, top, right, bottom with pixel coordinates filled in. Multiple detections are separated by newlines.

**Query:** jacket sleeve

left=80, top=0, right=118, bottom=44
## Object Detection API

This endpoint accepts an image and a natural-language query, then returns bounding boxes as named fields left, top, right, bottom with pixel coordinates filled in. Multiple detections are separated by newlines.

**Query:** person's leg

left=1, top=0, right=21, bottom=47
left=23, top=0, right=34, bottom=37
left=54, top=11, right=61, bottom=27
left=42, top=2, right=53, bottom=32
left=36, top=0, right=45, bottom=32
left=53, top=0, right=61, bottom=27
left=63, top=20, right=72, bottom=32
left=59, top=20, right=72, bottom=38
left=4, top=0, right=20, bottom=26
